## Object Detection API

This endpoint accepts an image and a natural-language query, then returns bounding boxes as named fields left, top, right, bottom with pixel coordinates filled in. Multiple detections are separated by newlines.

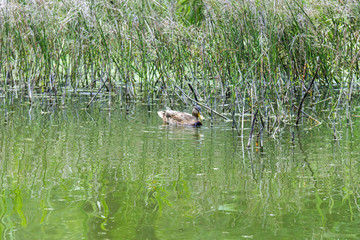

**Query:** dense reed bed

left=1, top=0, right=359, bottom=132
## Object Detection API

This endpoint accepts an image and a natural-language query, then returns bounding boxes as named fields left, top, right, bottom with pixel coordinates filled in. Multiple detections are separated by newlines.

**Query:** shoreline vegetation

left=1, top=0, right=359, bottom=140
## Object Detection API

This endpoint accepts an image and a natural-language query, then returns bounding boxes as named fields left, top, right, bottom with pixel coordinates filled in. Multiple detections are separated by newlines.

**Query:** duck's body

left=157, top=106, right=204, bottom=127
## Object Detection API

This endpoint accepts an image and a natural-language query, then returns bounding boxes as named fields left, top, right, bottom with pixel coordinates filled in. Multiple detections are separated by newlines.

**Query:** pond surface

left=1, top=99, right=360, bottom=239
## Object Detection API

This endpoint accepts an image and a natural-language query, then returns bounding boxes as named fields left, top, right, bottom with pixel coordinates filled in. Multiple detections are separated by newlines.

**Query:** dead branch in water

left=247, top=109, right=259, bottom=148
left=296, top=64, right=320, bottom=125
left=293, top=105, right=321, bottom=124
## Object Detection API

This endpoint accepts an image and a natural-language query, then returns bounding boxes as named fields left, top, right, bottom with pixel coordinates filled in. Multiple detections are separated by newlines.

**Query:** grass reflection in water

left=0, top=102, right=359, bottom=239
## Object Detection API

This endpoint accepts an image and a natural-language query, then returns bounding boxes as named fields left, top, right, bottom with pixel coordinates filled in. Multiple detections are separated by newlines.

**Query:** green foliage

left=177, top=0, right=205, bottom=26
left=0, top=0, right=359, bottom=119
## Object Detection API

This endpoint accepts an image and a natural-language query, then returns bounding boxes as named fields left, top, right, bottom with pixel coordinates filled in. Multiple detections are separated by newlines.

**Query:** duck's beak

left=198, top=113, right=205, bottom=121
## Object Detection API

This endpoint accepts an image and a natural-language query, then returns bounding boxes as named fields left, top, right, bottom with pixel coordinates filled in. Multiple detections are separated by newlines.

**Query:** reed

left=0, top=0, right=359, bottom=127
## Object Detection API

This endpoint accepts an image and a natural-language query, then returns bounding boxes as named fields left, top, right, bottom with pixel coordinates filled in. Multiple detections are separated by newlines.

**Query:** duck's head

left=192, top=105, right=205, bottom=121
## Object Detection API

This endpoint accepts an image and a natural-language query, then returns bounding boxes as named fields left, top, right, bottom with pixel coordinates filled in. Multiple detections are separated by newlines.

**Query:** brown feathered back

left=157, top=108, right=202, bottom=126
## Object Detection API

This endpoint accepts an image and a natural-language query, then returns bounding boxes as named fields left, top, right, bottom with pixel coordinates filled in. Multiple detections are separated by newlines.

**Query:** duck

left=157, top=105, right=205, bottom=126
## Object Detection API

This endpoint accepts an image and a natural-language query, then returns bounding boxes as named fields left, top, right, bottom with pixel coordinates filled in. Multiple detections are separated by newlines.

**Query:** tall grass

left=0, top=0, right=359, bottom=124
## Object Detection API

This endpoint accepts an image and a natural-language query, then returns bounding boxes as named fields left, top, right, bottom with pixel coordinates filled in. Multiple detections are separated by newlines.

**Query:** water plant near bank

left=1, top=0, right=359, bottom=137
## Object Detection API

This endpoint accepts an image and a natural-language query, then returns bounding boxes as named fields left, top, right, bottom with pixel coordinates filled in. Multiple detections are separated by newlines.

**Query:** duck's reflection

left=159, top=125, right=204, bottom=144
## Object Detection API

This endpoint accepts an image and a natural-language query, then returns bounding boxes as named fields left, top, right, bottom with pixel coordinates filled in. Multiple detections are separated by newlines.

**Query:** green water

left=1, top=101, right=360, bottom=239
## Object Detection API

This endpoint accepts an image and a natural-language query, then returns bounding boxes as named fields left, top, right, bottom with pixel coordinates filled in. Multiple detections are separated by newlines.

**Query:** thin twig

left=293, top=105, right=321, bottom=124
left=296, top=64, right=320, bottom=125
left=86, top=79, right=107, bottom=108
left=188, top=83, right=199, bottom=102
left=232, top=109, right=241, bottom=136
left=247, top=109, right=258, bottom=148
